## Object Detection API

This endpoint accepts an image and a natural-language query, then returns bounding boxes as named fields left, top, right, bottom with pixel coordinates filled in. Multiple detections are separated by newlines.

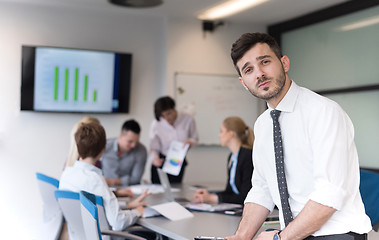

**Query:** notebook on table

left=142, top=168, right=193, bottom=220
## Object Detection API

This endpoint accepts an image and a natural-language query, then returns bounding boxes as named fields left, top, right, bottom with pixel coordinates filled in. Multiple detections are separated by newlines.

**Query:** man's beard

left=246, top=70, right=286, bottom=101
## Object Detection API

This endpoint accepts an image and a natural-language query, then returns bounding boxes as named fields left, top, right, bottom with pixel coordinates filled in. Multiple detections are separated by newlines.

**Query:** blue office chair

left=55, top=190, right=86, bottom=240
left=359, top=169, right=379, bottom=231
left=55, top=190, right=117, bottom=240
left=56, top=190, right=152, bottom=240
left=36, top=172, right=64, bottom=240
left=79, top=190, right=147, bottom=240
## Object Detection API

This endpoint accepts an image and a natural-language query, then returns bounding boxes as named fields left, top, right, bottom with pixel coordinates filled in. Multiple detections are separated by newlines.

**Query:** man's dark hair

left=75, top=122, right=106, bottom=159
left=231, top=32, right=283, bottom=76
left=154, top=96, right=175, bottom=121
left=121, top=119, right=141, bottom=134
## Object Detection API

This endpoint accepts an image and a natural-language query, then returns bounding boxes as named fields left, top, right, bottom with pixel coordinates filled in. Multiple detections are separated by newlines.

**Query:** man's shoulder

left=255, top=108, right=270, bottom=126
left=60, top=164, right=103, bottom=188
left=135, top=142, right=147, bottom=153
left=106, top=137, right=117, bottom=145
left=297, top=86, right=342, bottom=112
left=105, top=138, right=117, bottom=151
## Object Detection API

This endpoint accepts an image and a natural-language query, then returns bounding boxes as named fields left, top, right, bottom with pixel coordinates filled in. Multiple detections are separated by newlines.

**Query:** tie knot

left=270, top=110, right=281, bottom=121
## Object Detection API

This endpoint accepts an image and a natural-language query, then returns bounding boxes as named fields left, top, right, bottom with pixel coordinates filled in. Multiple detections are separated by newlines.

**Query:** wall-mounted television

left=21, top=45, right=132, bottom=113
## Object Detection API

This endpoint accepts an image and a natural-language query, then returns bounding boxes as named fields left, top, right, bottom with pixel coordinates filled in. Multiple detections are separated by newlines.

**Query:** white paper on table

left=143, top=202, right=194, bottom=221
left=162, top=140, right=189, bottom=176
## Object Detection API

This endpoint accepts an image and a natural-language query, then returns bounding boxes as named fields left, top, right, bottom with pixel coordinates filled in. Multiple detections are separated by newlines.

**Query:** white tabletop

left=135, top=185, right=280, bottom=240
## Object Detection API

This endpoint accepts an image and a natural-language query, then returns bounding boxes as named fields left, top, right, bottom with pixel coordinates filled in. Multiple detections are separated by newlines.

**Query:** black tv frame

left=21, top=45, right=132, bottom=113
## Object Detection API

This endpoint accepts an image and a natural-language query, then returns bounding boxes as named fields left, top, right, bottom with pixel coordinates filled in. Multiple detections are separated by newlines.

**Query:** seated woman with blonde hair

left=65, top=116, right=100, bottom=169
left=193, top=116, right=254, bottom=205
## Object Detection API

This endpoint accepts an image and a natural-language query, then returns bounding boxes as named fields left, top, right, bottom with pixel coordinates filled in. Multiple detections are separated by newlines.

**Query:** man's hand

left=225, top=235, right=243, bottom=240
left=135, top=205, right=145, bottom=215
left=128, top=190, right=150, bottom=209
left=116, top=188, right=134, bottom=198
left=226, top=229, right=278, bottom=240
left=255, top=230, right=279, bottom=240
left=105, top=177, right=122, bottom=186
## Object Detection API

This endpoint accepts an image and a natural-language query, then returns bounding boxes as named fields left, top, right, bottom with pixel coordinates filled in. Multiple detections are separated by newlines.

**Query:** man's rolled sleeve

left=245, top=186, right=275, bottom=211
left=309, top=179, right=346, bottom=210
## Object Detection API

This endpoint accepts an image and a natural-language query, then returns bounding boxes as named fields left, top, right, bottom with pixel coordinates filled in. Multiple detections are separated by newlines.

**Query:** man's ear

left=239, top=77, right=249, bottom=91
left=281, top=55, right=290, bottom=73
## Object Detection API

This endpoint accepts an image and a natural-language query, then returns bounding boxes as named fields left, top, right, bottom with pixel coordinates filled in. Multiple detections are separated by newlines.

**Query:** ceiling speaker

left=109, top=0, right=163, bottom=8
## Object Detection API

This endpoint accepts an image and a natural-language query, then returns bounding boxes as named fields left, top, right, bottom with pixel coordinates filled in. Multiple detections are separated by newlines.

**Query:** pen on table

left=224, top=209, right=242, bottom=215
left=263, top=220, right=280, bottom=226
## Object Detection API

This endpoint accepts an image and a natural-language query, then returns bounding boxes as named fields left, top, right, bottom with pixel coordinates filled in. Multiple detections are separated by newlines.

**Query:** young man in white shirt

left=59, top=122, right=148, bottom=237
left=226, top=32, right=371, bottom=240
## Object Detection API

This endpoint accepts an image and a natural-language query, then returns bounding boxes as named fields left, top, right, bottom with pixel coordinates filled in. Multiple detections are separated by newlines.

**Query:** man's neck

left=80, top=157, right=97, bottom=165
left=267, top=77, right=292, bottom=109
left=118, top=146, right=128, bottom=157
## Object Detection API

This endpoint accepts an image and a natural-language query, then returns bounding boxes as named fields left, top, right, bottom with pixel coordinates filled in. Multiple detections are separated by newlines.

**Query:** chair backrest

left=80, top=191, right=102, bottom=240
left=360, top=169, right=379, bottom=227
left=55, top=190, right=85, bottom=240
left=55, top=190, right=111, bottom=240
left=36, top=172, right=64, bottom=240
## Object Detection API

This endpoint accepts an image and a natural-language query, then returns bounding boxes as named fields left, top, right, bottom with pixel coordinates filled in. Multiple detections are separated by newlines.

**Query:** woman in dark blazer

left=193, top=116, right=254, bottom=205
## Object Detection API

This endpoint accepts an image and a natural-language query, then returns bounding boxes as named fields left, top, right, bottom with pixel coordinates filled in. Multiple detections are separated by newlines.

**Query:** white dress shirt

left=59, top=161, right=141, bottom=232
left=245, top=81, right=371, bottom=235
left=149, top=112, right=198, bottom=156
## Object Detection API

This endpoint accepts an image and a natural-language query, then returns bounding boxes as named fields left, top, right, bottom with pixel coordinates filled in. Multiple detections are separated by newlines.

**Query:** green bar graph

left=53, top=67, right=96, bottom=103
left=74, top=68, right=79, bottom=101
left=84, top=75, right=88, bottom=101
left=54, top=66, right=59, bottom=100
left=64, top=68, right=69, bottom=101
left=93, top=90, right=97, bottom=102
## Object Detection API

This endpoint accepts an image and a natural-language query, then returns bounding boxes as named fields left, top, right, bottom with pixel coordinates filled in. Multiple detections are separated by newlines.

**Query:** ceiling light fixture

left=337, top=15, right=379, bottom=31
left=108, top=0, right=163, bottom=8
left=197, top=0, right=269, bottom=21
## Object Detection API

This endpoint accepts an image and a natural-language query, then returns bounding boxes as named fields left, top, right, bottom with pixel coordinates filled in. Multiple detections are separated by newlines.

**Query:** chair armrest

left=101, top=230, right=147, bottom=240
left=124, top=225, right=152, bottom=233
left=373, top=222, right=379, bottom=232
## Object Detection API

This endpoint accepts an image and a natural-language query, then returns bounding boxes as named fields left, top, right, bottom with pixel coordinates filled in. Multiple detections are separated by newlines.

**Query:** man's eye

left=262, top=60, right=270, bottom=65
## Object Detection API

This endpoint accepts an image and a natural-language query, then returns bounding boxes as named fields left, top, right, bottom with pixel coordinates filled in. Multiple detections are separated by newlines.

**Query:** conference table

left=133, top=184, right=279, bottom=240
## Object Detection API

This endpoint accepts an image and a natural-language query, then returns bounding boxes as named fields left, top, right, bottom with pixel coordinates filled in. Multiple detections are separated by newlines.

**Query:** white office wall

left=0, top=3, right=166, bottom=239
left=166, top=18, right=265, bottom=185
left=0, top=2, right=264, bottom=239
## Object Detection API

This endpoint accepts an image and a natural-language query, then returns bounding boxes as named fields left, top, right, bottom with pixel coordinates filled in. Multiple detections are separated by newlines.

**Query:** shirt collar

left=112, top=138, right=118, bottom=152
left=159, top=112, right=182, bottom=128
left=75, top=160, right=102, bottom=175
left=267, top=80, right=299, bottom=113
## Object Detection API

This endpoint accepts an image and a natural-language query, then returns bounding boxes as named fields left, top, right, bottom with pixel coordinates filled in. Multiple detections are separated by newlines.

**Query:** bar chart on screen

left=34, top=47, right=115, bottom=112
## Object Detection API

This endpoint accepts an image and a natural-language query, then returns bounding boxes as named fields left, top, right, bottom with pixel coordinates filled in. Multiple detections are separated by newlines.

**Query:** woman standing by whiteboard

left=149, top=96, right=199, bottom=183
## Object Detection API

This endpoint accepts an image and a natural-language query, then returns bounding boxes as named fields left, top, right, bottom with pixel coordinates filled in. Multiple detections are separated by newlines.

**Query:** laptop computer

left=157, top=168, right=174, bottom=202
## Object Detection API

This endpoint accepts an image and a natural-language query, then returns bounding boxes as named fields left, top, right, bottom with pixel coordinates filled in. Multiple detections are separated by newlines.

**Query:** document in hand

left=162, top=140, right=189, bottom=176
left=143, top=201, right=194, bottom=221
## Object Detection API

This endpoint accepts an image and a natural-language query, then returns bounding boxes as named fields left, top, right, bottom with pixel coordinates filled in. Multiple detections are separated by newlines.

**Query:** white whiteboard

left=175, top=72, right=260, bottom=145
